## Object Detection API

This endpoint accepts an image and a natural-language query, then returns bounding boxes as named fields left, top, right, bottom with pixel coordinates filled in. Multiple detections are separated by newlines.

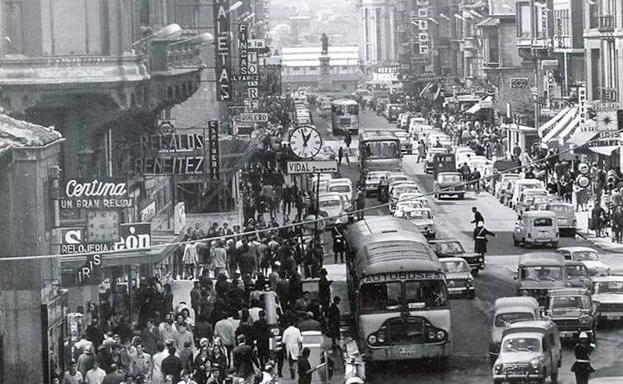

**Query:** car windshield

left=360, top=280, right=448, bottom=312
left=404, top=280, right=448, bottom=309
left=521, top=266, right=563, bottom=281
left=594, top=281, right=623, bottom=294
left=329, top=185, right=350, bottom=193
left=365, top=141, right=400, bottom=159
left=397, top=202, right=423, bottom=210
left=533, top=218, right=553, bottom=227
left=404, top=209, right=432, bottom=220
left=441, top=260, right=469, bottom=273
left=551, top=295, right=589, bottom=310
left=549, top=205, right=574, bottom=214
left=494, top=312, right=534, bottom=327
left=573, top=251, right=599, bottom=261
left=438, top=242, right=464, bottom=254
left=565, top=265, right=588, bottom=277
left=439, top=174, right=461, bottom=183
left=501, top=337, right=541, bottom=353
left=319, top=199, right=341, bottom=208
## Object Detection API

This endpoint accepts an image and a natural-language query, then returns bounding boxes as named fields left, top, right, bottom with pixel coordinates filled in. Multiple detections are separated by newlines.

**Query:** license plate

left=538, top=232, right=549, bottom=238
left=398, top=347, right=418, bottom=354
left=560, top=331, right=575, bottom=338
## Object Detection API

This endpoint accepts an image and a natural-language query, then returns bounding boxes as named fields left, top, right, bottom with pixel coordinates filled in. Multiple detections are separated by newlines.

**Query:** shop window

left=517, top=2, right=532, bottom=39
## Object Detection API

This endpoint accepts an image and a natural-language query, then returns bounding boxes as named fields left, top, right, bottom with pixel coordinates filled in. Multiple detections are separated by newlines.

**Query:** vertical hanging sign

left=578, top=86, right=588, bottom=131
left=214, top=0, right=232, bottom=101
left=207, top=121, right=221, bottom=181
left=239, top=23, right=248, bottom=75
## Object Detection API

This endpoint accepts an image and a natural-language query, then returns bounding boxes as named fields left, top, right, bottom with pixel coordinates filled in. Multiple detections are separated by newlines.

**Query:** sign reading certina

left=287, top=161, right=338, bottom=174
left=60, top=179, right=133, bottom=209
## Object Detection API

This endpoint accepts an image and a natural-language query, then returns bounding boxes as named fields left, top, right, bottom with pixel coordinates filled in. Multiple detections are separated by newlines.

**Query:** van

left=492, top=320, right=561, bottom=384
left=510, top=179, right=545, bottom=209
left=489, top=297, right=541, bottom=363
left=515, top=253, right=566, bottom=305
left=513, top=210, right=559, bottom=248
left=515, top=189, right=549, bottom=217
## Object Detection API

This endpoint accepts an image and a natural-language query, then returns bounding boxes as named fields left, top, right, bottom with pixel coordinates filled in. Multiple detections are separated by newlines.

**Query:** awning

left=477, top=17, right=500, bottom=28
left=466, top=103, right=481, bottom=114
left=466, top=96, right=493, bottom=114
left=538, top=106, right=571, bottom=137
left=567, top=129, right=599, bottom=147
left=556, top=116, right=580, bottom=145
left=542, top=107, right=577, bottom=143
left=590, top=146, right=620, bottom=156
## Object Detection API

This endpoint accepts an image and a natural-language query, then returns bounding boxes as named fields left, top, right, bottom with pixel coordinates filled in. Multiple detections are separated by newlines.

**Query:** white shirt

left=85, top=367, right=106, bottom=384
left=282, top=325, right=303, bottom=360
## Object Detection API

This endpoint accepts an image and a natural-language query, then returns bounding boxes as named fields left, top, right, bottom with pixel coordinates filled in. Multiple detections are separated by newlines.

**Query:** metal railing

left=599, top=15, right=616, bottom=32
left=600, top=87, right=618, bottom=102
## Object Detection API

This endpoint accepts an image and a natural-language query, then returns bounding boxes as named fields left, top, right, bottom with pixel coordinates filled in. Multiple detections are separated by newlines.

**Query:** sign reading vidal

left=215, top=0, right=232, bottom=101
left=60, top=179, right=133, bottom=209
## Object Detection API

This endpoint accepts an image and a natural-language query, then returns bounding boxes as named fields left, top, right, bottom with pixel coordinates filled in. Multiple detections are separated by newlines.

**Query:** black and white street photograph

left=2, top=0, right=623, bottom=383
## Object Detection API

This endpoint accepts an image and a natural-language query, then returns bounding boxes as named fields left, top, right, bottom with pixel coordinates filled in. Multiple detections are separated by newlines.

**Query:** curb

left=575, top=231, right=623, bottom=253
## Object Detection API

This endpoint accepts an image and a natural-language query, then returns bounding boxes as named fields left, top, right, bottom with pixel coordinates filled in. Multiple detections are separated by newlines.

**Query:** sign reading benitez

left=60, top=179, right=133, bottom=209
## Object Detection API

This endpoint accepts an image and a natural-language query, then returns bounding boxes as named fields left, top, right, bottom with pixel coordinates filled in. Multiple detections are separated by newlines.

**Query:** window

left=309, top=66, right=317, bottom=71
left=502, top=337, right=541, bottom=353
left=604, top=40, right=617, bottom=89
left=589, top=2, right=599, bottom=28
left=517, top=2, right=532, bottom=38
left=487, top=33, right=499, bottom=63
left=360, top=282, right=402, bottom=312
left=405, top=280, right=448, bottom=309
left=533, top=218, right=553, bottom=226
left=521, top=266, right=563, bottom=281
left=591, top=49, right=602, bottom=99
left=494, top=312, right=534, bottom=327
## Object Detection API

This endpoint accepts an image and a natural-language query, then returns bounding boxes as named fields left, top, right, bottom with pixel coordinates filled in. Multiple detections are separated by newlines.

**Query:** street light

left=229, top=1, right=243, bottom=12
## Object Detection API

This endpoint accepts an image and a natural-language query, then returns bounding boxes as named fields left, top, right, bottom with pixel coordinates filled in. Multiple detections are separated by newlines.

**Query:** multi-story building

left=360, top=0, right=397, bottom=64
left=552, top=0, right=585, bottom=95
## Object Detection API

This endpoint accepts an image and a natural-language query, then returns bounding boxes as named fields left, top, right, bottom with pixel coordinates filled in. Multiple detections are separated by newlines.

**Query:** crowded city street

left=5, top=1, right=623, bottom=384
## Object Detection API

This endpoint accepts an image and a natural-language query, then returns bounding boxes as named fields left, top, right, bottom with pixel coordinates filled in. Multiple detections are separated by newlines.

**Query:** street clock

left=288, top=126, right=322, bottom=159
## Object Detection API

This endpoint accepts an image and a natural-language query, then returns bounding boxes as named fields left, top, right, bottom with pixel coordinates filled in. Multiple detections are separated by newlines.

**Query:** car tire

left=435, top=193, right=440, bottom=199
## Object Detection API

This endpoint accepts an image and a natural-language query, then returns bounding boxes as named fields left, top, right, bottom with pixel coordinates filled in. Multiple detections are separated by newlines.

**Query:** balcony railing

left=599, top=15, right=616, bottom=32
left=601, top=87, right=618, bottom=102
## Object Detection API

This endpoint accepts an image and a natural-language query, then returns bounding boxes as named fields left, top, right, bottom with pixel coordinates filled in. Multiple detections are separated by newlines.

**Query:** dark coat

left=473, top=226, right=495, bottom=255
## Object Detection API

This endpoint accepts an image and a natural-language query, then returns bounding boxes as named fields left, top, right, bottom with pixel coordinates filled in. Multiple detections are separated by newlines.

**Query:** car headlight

left=478, top=256, right=484, bottom=262
left=466, top=278, right=473, bottom=287
left=493, top=363, right=503, bottom=374
left=367, top=334, right=378, bottom=345
left=530, top=358, right=543, bottom=370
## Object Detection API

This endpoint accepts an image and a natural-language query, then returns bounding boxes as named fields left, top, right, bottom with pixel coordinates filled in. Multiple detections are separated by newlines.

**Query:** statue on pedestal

left=321, top=33, right=329, bottom=55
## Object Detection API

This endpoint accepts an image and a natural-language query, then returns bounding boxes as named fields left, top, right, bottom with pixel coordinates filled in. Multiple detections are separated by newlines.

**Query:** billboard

left=59, top=179, right=133, bottom=209
left=207, top=121, right=221, bottom=181
left=215, top=0, right=232, bottom=101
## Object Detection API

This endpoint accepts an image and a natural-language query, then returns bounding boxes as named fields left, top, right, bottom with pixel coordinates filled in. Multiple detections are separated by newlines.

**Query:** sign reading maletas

left=60, top=179, right=134, bottom=209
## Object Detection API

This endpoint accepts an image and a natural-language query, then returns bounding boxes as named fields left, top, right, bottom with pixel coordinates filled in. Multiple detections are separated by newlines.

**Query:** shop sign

left=247, top=51, right=259, bottom=99
left=60, top=179, right=133, bottom=209
left=591, top=102, right=619, bottom=112
left=239, top=23, right=248, bottom=76
left=578, top=86, right=587, bottom=129
left=76, top=254, right=103, bottom=285
left=239, top=112, right=269, bottom=122
left=140, top=201, right=156, bottom=222
left=134, top=133, right=206, bottom=175
left=208, top=121, right=221, bottom=181
left=114, top=223, right=151, bottom=251
left=214, top=0, right=232, bottom=101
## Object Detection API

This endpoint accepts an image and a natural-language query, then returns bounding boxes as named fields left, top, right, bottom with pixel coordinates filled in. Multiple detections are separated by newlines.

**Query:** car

left=327, top=178, right=353, bottom=205
left=315, top=145, right=337, bottom=161
left=428, top=238, right=485, bottom=275
left=389, top=183, right=420, bottom=212
left=520, top=194, right=553, bottom=216
left=364, top=171, right=389, bottom=196
left=500, top=178, right=520, bottom=206
left=513, top=210, right=559, bottom=248
left=545, top=288, right=597, bottom=341
left=440, top=257, right=475, bottom=299
left=515, top=189, right=549, bottom=217
left=317, top=192, right=349, bottom=227
left=591, top=276, right=623, bottom=323
left=492, top=320, right=562, bottom=384
left=384, top=104, right=402, bottom=122
left=536, top=202, right=577, bottom=237
left=510, top=179, right=545, bottom=209
left=564, top=260, right=593, bottom=290
left=515, top=253, right=567, bottom=305
left=489, top=297, right=541, bottom=363
left=424, top=148, right=449, bottom=173
left=394, top=200, right=424, bottom=213
left=386, top=172, right=409, bottom=186
left=496, top=173, right=521, bottom=200
left=455, top=147, right=476, bottom=170
left=393, top=130, right=414, bottom=154
left=557, top=246, right=611, bottom=276
left=433, top=172, right=465, bottom=199
left=398, top=112, right=411, bottom=129
left=394, top=207, right=436, bottom=238
left=398, top=192, right=430, bottom=209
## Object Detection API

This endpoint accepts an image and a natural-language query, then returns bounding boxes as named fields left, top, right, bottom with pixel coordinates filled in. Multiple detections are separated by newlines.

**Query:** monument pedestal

left=317, top=54, right=332, bottom=91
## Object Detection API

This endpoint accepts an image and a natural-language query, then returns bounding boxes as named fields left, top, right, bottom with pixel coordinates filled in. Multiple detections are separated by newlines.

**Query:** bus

left=331, top=99, right=360, bottom=135
left=359, top=131, right=402, bottom=173
left=344, top=217, right=452, bottom=365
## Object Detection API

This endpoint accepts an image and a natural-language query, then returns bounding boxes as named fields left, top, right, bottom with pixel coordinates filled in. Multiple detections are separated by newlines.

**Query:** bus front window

left=360, top=282, right=402, bottom=312
left=405, top=280, right=448, bottom=309
left=366, top=141, right=400, bottom=159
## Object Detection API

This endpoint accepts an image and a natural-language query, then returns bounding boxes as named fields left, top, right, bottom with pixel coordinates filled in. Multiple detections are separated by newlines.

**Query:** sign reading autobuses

left=363, top=271, right=445, bottom=283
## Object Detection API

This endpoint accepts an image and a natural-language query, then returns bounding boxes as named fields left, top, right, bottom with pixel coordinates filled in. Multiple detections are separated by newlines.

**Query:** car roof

left=428, top=238, right=462, bottom=244
left=503, top=320, right=555, bottom=336
left=329, top=178, right=351, bottom=185
left=516, top=179, right=543, bottom=185
left=439, top=257, right=467, bottom=264
left=549, top=288, right=589, bottom=296
left=318, top=192, right=342, bottom=200
left=521, top=189, right=547, bottom=195
left=494, top=297, right=539, bottom=312
left=557, top=246, right=597, bottom=253
left=564, top=260, right=588, bottom=267
left=438, top=172, right=461, bottom=176
left=592, top=276, right=623, bottom=282
left=518, top=252, right=565, bottom=266
left=521, top=210, right=556, bottom=218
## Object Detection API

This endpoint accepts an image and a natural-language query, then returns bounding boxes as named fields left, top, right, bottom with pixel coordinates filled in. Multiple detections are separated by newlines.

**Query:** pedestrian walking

left=571, top=332, right=595, bottom=384
left=344, top=131, right=352, bottom=154
left=282, top=322, right=303, bottom=379
left=416, top=140, right=426, bottom=163
left=470, top=207, right=484, bottom=227
left=326, top=296, right=341, bottom=350
left=338, top=146, right=349, bottom=166
left=332, top=223, right=345, bottom=263
left=182, top=241, right=198, bottom=280
left=473, top=223, right=495, bottom=258
left=355, top=188, right=365, bottom=220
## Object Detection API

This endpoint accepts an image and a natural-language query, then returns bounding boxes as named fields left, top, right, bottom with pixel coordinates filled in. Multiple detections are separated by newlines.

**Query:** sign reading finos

left=60, top=179, right=133, bottom=209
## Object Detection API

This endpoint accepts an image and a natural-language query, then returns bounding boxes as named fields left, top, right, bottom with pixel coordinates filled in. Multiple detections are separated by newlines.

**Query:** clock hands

left=302, top=129, right=311, bottom=146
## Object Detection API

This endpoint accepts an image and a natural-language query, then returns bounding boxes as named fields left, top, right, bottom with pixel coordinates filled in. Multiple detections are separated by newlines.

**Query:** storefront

left=504, top=123, right=539, bottom=158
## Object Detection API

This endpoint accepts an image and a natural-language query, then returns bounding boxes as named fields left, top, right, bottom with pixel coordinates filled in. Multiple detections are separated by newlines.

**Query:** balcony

left=600, top=87, right=618, bottom=102
left=599, top=15, right=616, bottom=32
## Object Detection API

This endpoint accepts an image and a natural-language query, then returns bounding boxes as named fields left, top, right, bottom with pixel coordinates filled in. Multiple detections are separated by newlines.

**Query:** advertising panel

left=59, top=179, right=133, bottom=209
left=214, top=0, right=232, bottom=101
left=208, top=121, right=221, bottom=181
left=134, top=132, right=207, bottom=175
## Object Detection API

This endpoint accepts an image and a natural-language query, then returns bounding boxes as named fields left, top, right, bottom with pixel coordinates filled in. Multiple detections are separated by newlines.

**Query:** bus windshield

left=364, top=141, right=400, bottom=159
left=360, top=280, right=447, bottom=312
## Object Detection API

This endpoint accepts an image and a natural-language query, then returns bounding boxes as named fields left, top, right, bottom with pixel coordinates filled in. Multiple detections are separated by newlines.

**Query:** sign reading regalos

left=134, top=132, right=206, bottom=175
left=214, top=0, right=232, bottom=101
left=60, top=179, right=133, bottom=209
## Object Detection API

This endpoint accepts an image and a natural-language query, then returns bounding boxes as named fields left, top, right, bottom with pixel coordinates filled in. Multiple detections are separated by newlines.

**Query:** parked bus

left=359, top=130, right=402, bottom=173
left=344, top=217, right=452, bottom=366
left=331, top=98, right=360, bottom=135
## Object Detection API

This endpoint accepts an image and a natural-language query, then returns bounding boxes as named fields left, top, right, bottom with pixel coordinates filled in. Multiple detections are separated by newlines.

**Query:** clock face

left=289, top=126, right=322, bottom=159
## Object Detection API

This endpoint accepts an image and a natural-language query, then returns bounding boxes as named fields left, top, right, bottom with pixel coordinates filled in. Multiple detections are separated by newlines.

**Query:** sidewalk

left=575, top=209, right=623, bottom=253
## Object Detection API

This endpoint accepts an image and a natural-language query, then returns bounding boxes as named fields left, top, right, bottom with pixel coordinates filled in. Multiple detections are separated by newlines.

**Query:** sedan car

left=557, top=246, right=611, bottom=276
left=389, top=183, right=420, bottom=212
left=363, top=171, right=388, bottom=197
left=386, top=172, right=409, bottom=186
left=393, top=130, right=413, bottom=155
left=327, top=178, right=353, bottom=205
left=317, top=192, right=349, bottom=227
left=592, top=276, right=623, bottom=323
left=394, top=207, right=436, bottom=238
left=428, top=238, right=485, bottom=275
left=440, top=257, right=475, bottom=299
left=398, top=192, right=430, bottom=209
left=433, top=172, right=465, bottom=199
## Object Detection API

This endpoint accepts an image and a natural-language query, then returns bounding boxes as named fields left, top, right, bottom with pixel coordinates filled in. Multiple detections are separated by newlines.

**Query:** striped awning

left=538, top=106, right=571, bottom=137
left=542, top=107, right=577, bottom=143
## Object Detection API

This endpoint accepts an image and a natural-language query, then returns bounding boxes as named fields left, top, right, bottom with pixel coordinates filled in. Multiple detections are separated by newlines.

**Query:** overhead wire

left=1, top=128, right=620, bottom=261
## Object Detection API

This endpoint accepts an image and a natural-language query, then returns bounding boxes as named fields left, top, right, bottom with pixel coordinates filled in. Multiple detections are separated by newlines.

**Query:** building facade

left=360, top=0, right=397, bottom=64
